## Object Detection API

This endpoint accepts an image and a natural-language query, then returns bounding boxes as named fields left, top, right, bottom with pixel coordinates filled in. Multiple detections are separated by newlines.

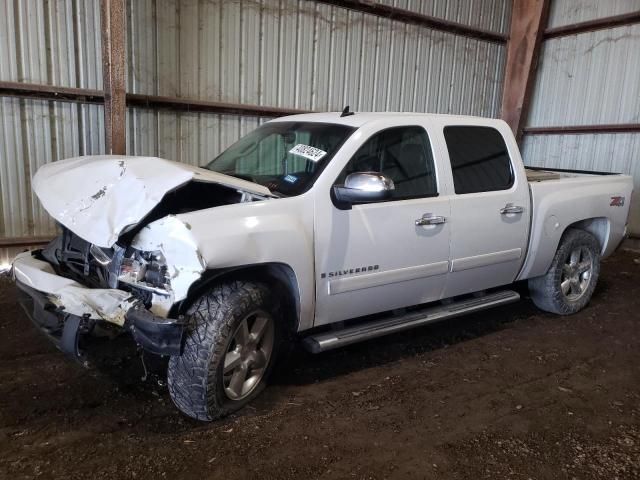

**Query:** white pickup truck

left=12, top=111, right=632, bottom=421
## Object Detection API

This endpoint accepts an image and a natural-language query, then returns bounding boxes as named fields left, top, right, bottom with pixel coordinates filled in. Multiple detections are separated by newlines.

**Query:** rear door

left=440, top=124, right=531, bottom=298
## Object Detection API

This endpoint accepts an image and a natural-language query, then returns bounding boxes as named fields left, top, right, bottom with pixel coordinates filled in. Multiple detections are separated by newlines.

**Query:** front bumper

left=13, top=251, right=184, bottom=358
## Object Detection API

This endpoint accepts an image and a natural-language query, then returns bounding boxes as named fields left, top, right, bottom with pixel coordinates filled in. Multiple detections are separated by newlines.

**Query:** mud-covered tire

left=528, top=228, right=600, bottom=315
left=167, top=281, right=280, bottom=421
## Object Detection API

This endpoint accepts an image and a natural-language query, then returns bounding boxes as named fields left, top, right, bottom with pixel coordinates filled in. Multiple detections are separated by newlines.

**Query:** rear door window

left=443, top=126, right=513, bottom=194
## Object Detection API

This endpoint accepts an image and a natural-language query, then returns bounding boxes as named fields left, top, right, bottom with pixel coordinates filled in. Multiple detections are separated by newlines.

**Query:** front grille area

left=41, top=228, right=153, bottom=307
left=43, top=228, right=117, bottom=289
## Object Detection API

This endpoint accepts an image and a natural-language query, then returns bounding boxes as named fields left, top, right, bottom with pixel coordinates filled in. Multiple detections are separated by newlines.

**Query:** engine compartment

left=119, top=181, right=253, bottom=243
left=39, top=181, right=261, bottom=309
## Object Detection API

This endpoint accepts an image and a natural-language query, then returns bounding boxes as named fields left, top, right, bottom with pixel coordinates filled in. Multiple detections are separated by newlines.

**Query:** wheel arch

left=564, top=217, right=610, bottom=255
left=527, top=226, right=602, bottom=315
left=172, top=263, right=302, bottom=333
left=518, top=215, right=611, bottom=281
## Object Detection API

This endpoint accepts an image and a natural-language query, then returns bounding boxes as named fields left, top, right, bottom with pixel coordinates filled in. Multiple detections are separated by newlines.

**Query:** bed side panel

left=517, top=176, right=633, bottom=280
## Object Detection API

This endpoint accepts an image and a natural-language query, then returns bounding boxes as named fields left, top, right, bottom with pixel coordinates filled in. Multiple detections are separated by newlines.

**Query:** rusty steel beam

left=315, top=0, right=507, bottom=43
left=500, top=0, right=551, bottom=142
left=0, top=236, right=53, bottom=248
left=523, top=124, right=640, bottom=135
left=0, top=81, right=104, bottom=104
left=100, top=0, right=127, bottom=155
left=544, top=11, right=640, bottom=39
left=126, top=93, right=309, bottom=117
left=0, top=82, right=309, bottom=117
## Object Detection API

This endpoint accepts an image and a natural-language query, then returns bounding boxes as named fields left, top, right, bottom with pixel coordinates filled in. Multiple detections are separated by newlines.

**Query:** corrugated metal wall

left=521, top=0, right=640, bottom=235
left=0, top=0, right=104, bottom=265
left=1, top=0, right=512, bottom=265
left=126, top=0, right=510, bottom=166
left=377, top=0, right=511, bottom=34
left=548, top=0, right=640, bottom=28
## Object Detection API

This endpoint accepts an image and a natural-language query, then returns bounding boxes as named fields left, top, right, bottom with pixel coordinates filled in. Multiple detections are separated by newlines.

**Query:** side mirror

left=333, top=172, right=395, bottom=208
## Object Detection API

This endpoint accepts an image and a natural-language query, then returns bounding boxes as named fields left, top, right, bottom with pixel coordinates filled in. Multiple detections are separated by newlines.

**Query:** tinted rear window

left=444, top=126, right=513, bottom=194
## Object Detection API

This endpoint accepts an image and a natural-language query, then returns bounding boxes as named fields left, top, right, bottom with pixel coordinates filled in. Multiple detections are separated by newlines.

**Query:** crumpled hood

left=33, top=155, right=271, bottom=248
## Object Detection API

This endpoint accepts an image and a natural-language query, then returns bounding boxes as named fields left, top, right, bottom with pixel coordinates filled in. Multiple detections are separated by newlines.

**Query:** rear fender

left=517, top=177, right=632, bottom=281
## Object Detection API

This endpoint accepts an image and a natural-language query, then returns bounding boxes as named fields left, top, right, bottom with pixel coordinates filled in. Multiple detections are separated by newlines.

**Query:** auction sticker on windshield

left=289, top=144, right=327, bottom=162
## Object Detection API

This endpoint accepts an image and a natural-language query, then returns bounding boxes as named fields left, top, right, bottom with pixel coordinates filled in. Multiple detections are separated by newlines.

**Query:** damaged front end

left=14, top=240, right=187, bottom=360
left=13, top=155, right=272, bottom=361
left=17, top=160, right=257, bottom=362
left=14, top=213, right=209, bottom=359
left=14, top=279, right=185, bottom=363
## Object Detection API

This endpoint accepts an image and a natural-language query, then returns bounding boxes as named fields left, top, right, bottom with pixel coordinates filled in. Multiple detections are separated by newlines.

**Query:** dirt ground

left=0, top=250, right=639, bottom=480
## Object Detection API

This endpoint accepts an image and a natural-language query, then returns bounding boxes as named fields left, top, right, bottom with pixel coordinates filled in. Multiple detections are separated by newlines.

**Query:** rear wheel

left=528, top=228, right=600, bottom=315
left=167, top=281, right=280, bottom=421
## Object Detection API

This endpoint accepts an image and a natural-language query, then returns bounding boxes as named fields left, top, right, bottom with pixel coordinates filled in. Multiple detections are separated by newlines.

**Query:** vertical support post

left=500, top=0, right=551, bottom=142
left=100, top=0, right=126, bottom=155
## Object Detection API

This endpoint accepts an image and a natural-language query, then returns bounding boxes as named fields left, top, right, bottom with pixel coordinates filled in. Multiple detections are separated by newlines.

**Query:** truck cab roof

left=268, top=111, right=510, bottom=129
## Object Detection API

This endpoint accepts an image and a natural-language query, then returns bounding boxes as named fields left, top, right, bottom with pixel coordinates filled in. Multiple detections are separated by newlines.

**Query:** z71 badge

left=610, top=196, right=625, bottom=207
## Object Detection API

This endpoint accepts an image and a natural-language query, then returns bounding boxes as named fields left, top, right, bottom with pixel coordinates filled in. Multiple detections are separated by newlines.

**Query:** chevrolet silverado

left=12, top=111, right=633, bottom=420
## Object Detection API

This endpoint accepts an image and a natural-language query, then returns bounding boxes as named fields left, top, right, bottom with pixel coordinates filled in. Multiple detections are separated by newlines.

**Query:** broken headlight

left=118, top=250, right=171, bottom=295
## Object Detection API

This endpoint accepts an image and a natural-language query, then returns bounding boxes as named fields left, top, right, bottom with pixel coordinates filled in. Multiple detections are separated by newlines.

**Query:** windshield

left=204, top=122, right=356, bottom=196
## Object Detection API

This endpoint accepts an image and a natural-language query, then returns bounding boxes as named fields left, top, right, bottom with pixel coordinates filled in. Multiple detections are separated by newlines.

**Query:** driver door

left=314, top=125, right=451, bottom=325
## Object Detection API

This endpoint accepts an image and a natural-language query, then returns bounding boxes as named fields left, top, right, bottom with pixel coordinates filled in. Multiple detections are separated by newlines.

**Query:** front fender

left=131, top=215, right=207, bottom=315
left=176, top=197, right=316, bottom=330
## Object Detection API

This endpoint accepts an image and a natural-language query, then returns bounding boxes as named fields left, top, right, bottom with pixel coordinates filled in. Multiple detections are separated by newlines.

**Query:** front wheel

left=167, top=281, right=280, bottom=421
left=528, top=228, right=601, bottom=315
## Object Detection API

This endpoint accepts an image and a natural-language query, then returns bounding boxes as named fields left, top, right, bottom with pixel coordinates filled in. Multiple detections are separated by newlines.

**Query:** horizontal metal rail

left=316, top=0, right=508, bottom=43
left=0, top=81, right=309, bottom=117
left=543, top=11, right=640, bottom=39
left=0, top=81, right=104, bottom=104
left=0, top=236, right=53, bottom=248
left=126, top=93, right=309, bottom=117
left=523, top=124, right=640, bottom=135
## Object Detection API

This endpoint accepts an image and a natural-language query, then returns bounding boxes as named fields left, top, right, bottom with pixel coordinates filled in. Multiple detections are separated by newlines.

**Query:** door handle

left=500, top=203, right=524, bottom=215
left=415, top=214, right=446, bottom=226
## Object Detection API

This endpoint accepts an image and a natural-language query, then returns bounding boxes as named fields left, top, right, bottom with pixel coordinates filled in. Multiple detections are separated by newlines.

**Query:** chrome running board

left=304, top=290, right=520, bottom=353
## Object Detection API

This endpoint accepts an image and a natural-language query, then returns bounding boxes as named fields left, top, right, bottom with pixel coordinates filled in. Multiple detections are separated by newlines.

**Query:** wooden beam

left=544, top=11, right=640, bottom=39
left=500, top=0, right=551, bottom=142
left=315, top=0, right=507, bottom=43
left=100, top=0, right=126, bottom=155
left=523, top=124, right=640, bottom=135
